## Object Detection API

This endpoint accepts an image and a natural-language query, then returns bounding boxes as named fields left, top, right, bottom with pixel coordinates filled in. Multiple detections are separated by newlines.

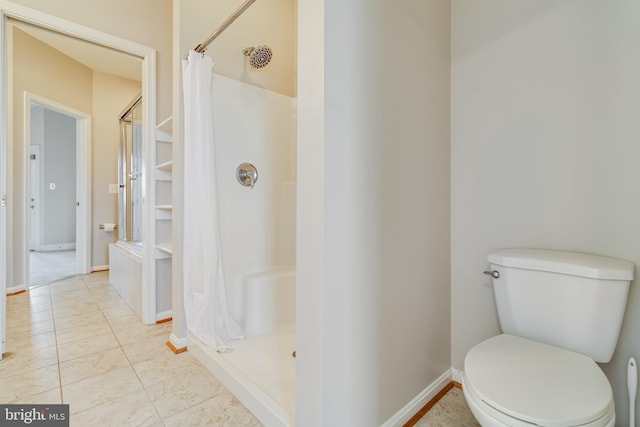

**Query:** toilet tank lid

left=488, top=249, right=634, bottom=281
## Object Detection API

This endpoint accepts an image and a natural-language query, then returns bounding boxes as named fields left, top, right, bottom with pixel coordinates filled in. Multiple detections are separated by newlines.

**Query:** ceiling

left=11, top=20, right=142, bottom=82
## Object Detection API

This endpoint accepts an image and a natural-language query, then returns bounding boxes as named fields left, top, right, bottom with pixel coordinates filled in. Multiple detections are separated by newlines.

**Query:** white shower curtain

left=182, top=50, right=243, bottom=352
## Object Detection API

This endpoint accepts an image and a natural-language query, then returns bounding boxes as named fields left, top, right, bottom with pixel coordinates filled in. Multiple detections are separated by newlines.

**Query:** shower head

left=242, top=45, right=273, bottom=69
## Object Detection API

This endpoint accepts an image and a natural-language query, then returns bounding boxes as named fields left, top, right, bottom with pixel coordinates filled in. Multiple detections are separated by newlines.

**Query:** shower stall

left=109, top=95, right=145, bottom=320
left=182, top=3, right=297, bottom=424
left=187, top=72, right=297, bottom=427
left=184, top=68, right=296, bottom=426
left=118, top=95, right=143, bottom=246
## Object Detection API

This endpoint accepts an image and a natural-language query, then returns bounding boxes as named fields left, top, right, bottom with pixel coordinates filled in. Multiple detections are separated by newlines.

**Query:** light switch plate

left=49, top=183, right=56, bottom=190
left=109, top=184, right=118, bottom=194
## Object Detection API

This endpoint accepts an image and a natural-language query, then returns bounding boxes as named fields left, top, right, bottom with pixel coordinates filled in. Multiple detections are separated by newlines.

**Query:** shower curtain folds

left=182, top=50, right=243, bottom=352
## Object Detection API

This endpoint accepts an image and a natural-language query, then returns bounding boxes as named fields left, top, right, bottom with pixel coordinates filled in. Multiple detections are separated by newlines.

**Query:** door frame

left=28, top=143, right=40, bottom=251
left=24, top=93, right=91, bottom=282
left=0, top=1, right=158, bottom=357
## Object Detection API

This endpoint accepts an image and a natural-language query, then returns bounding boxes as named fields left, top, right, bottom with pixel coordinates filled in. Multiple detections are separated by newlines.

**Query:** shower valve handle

left=236, top=163, right=258, bottom=189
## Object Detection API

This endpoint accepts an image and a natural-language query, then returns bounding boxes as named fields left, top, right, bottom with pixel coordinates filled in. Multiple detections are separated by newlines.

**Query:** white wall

left=41, top=109, right=76, bottom=247
left=297, top=0, right=451, bottom=424
left=211, top=74, right=296, bottom=329
left=451, top=0, right=640, bottom=423
left=29, top=106, right=76, bottom=250
left=295, top=0, right=324, bottom=423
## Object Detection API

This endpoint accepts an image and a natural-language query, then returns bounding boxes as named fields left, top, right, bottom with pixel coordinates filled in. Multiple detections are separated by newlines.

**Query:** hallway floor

left=1, top=272, right=260, bottom=426
left=29, top=249, right=76, bottom=287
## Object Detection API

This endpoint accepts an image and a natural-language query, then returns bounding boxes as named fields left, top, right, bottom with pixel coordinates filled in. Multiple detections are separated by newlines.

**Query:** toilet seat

left=463, top=334, right=614, bottom=427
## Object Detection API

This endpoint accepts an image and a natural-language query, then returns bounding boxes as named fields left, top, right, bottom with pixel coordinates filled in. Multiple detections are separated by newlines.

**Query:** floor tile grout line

left=56, top=277, right=125, bottom=389
left=6, top=272, right=266, bottom=425
left=54, top=276, right=115, bottom=403
left=52, top=275, right=124, bottom=358
left=4, top=273, right=133, bottom=410
left=49, top=282, right=66, bottom=405
left=135, top=366, right=166, bottom=423
left=96, top=296, right=206, bottom=424
left=158, top=392, right=229, bottom=425
left=56, top=275, right=124, bottom=414
left=2, top=291, right=57, bottom=401
left=85, top=273, right=168, bottom=425
left=68, top=275, right=154, bottom=417
left=5, top=286, right=60, bottom=404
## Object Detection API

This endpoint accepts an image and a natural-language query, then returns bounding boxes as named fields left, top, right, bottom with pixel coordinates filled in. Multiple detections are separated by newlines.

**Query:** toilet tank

left=488, top=248, right=634, bottom=363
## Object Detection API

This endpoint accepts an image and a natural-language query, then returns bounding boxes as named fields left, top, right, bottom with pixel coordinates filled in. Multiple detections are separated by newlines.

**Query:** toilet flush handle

left=483, top=270, right=500, bottom=279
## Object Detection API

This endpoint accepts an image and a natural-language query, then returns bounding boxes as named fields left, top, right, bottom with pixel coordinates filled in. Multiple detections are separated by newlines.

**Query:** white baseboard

left=381, top=368, right=453, bottom=427
left=6, top=285, right=26, bottom=295
left=91, top=265, right=109, bottom=272
left=452, top=367, right=464, bottom=384
left=38, top=243, right=76, bottom=252
left=168, top=333, right=188, bottom=351
left=156, top=310, right=172, bottom=322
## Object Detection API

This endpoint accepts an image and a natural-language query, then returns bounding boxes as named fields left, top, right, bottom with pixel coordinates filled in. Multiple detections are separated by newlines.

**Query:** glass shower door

left=118, top=96, right=143, bottom=246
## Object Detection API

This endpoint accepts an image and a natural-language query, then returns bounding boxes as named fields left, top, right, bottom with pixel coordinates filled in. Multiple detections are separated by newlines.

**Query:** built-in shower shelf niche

left=157, top=160, right=173, bottom=170
left=156, top=116, right=173, bottom=142
left=156, top=160, right=173, bottom=181
left=152, top=116, right=174, bottom=321
left=155, top=205, right=173, bottom=220
left=156, top=242, right=173, bottom=259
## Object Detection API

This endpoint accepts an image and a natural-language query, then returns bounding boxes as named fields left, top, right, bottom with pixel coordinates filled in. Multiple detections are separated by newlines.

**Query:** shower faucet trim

left=236, top=163, right=258, bottom=188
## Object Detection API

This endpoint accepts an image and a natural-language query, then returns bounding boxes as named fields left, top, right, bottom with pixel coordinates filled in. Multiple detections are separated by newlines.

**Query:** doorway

left=0, top=3, right=157, bottom=358
left=26, top=100, right=88, bottom=287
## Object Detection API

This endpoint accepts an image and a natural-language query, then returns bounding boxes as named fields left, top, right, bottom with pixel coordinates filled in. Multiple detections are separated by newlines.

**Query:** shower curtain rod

left=192, top=0, right=257, bottom=54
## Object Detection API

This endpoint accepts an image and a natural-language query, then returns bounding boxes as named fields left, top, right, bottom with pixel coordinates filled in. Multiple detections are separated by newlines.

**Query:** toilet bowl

left=462, top=249, right=633, bottom=426
left=463, top=334, right=615, bottom=427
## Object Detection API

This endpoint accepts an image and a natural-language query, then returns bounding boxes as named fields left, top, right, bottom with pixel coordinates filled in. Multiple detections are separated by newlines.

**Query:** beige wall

left=6, top=0, right=167, bottom=285
left=10, top=28, right=141, bottom=285
left=11, top=28, right=93, bottom=287
left=92, top=72, right=142, bottom=267
left=10, top=0, right=172, bottom=121
left=451, top=0, right=640, bottom=422
left=178, top=0, right=297, bottom=97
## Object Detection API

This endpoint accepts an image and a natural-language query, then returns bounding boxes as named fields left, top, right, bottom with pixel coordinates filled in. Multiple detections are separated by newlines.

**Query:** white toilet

left=463, top=249, right=634, bottom=427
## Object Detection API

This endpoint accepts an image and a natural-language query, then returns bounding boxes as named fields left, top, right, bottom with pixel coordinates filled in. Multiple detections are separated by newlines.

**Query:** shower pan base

left=189, top=327, right=295, bottom=427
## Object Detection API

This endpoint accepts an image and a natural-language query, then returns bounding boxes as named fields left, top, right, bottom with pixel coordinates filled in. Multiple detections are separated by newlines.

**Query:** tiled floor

left=1, top=272, right=260, bottom=426
left=2, top=271, right=479, bottom=426
left=414, top=387, right=481, bottom=427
